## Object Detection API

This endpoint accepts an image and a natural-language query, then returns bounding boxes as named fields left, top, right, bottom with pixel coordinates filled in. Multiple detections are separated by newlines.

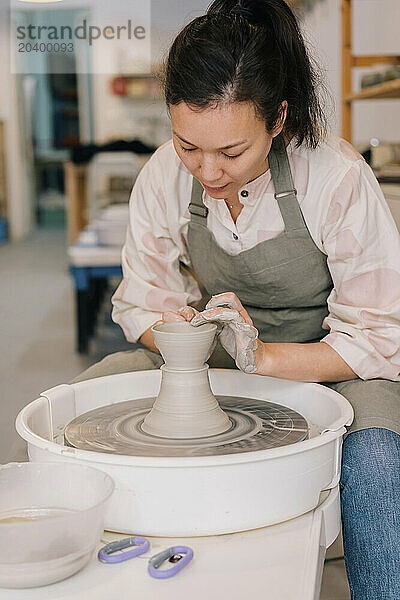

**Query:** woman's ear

left=272, top=101, right=288, bottom=137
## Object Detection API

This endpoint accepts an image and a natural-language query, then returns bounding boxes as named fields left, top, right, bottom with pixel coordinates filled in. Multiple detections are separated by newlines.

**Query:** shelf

left=352, top=55, right=400, bottom=68
left=345, top=79, right=400, bottom=102
left=341, top=0, right=400, bottom=141
left=110, top=75, right=163, bottom=100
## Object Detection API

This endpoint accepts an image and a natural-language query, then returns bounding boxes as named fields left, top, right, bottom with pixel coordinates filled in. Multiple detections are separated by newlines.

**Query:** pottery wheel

left=64, top=396, right=309, bottom=457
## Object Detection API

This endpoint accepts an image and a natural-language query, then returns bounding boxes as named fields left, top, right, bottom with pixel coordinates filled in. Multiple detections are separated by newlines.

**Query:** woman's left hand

left=190, top=292, right=262, bottom=373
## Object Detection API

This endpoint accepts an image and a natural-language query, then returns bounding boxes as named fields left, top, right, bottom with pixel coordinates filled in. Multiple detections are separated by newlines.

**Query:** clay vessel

left=141, top=322, right=231, bottom=439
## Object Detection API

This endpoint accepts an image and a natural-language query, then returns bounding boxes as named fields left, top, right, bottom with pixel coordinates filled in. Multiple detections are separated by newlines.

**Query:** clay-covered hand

left=161, top=306, right=199, bottom=323
left=190, top=293, right=260, bottom=374
left=158, top=307, right=220, bottom=358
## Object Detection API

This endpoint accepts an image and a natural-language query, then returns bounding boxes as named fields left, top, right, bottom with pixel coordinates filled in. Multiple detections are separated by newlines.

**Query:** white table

left=0, top=487, right=340, bottom=600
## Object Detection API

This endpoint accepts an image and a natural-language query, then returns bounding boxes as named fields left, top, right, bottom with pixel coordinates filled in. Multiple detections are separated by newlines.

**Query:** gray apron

left=187, top=133, right=400, bottom=437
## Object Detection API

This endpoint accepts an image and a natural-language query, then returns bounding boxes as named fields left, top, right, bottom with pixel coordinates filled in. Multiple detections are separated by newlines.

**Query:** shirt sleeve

left=320, top=159, right=400, bottom=381
left=111, top=156, right=202, bottom=343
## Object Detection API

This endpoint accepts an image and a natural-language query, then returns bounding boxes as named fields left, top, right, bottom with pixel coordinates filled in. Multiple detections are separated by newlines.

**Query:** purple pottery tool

left=148, top=546, right=194, bottom=579
left=98, top=536, right=150, bottom=564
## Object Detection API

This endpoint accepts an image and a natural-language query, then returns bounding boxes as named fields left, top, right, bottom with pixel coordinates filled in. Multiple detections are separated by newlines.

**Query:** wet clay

left=141, top=322, right=231, bottom=439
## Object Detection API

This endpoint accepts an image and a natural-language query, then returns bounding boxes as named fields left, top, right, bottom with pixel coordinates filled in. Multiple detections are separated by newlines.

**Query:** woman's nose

left=199, top=156, right=223, bottom=183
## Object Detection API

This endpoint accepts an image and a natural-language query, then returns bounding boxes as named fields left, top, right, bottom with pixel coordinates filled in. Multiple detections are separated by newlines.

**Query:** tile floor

left=0, top=228, right=351, bottom=598
left=322, top=535, right=351, bottom=599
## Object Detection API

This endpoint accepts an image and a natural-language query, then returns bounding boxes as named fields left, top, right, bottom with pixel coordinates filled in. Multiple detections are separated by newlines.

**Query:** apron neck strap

left=268, top=133, right=307, bottom=232
left=189, top=178, right=208, bottom=224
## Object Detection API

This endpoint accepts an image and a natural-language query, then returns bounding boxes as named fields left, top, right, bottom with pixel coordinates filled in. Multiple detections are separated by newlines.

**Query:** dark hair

left=162, top=0, right=328, bottom=148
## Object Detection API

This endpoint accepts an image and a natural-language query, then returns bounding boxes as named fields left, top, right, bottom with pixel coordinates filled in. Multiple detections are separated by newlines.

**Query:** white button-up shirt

left=112, top=133, right=400, bottom=381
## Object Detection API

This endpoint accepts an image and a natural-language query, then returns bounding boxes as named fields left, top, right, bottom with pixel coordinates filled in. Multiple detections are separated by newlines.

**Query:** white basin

left=16, top=370, right=353, bottom=536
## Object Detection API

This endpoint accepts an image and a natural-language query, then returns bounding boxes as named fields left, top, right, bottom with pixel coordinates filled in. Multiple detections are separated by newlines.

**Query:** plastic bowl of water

left=0, top=462, right=114, bottom=588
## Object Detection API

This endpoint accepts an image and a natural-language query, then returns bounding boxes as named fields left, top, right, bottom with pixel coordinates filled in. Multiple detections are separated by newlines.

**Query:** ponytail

left=163, top=0, right=328, bottom=148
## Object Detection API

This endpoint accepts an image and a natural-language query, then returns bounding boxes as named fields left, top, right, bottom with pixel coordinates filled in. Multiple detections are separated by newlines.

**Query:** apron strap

left=189, top=177, right=208, bottom=224
left=269, top=133, right=308, bottom=232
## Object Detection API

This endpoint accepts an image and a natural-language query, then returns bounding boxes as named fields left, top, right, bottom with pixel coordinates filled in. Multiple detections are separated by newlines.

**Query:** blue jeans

left=340, top=428, right=400, bottom=599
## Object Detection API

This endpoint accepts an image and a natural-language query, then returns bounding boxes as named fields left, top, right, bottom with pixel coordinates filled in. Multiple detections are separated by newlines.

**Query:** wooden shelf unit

left=345, top=79, right=400, bottom=102
left=341, top=0, right=400, bottom=142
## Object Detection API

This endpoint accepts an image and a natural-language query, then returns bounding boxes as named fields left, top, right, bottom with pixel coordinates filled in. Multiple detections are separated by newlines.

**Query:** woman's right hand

left=161, top=306, right=198, bottom=323
left=139, top=306, right=199, bottom=353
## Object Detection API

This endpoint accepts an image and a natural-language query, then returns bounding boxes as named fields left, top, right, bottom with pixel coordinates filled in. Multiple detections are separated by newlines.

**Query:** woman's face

left=170, top=100, right=287, bottom=199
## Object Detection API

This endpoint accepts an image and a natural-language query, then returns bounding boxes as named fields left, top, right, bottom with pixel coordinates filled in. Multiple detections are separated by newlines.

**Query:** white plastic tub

left=0, top=462, right=114, bottom=588
left=16, top=370, right=353, bottom=537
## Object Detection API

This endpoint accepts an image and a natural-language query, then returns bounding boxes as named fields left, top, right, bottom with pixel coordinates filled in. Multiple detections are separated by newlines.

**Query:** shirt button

left=241, top=190, right=249, bottom=198
left=233, top=233, right=239, bottom=240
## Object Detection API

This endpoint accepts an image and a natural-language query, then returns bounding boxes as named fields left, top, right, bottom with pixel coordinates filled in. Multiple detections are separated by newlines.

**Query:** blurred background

left=0, top=0, right=399, bottom=477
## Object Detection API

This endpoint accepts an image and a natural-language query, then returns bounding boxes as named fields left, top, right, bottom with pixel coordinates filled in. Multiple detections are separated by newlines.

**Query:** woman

left=76, top=1, right=400, bottom=597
